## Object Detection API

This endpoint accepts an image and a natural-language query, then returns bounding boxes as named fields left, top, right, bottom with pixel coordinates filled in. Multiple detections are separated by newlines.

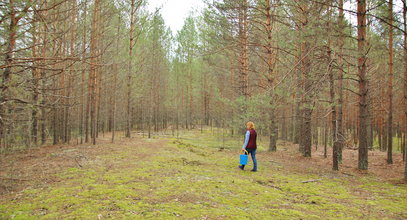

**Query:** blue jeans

left=246, top=148, right=257, bottom=170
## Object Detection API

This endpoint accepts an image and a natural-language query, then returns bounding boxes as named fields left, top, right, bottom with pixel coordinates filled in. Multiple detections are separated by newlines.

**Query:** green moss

left=1, top=129, right=406, bottom=219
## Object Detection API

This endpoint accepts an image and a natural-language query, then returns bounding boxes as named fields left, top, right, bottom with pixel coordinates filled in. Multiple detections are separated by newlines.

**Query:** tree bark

left=402, top=0, right=407, bottom=180
left=357, top=0, right=368, bottom=170
left=387, top=0, right=394, bottom=164
left=264, top=0, right=277, bottom=152
left=328, top=45, right=339, bottom=170
left=337, top=0, right=345, bottom=163
left=31, top=11, right=40, bottom=146
left=296, top=2, right=313, bottom=156
left=112, top=14, right=121, bottom=143
left=40, top=0, right=48, bottom=145
left=89, top=0, right=101, bottom=145
left=301, top=36, right=312, bottom=157
left=269, top=110, right=277, bottom=151
left=0, top=0, right=18, bottom=148
left=80, top=0, right=87, bottom=144
left=126, top=0, right=136, bottom=138
left=239, top=0, right=249, bottom=98
left=324, top=119, right=328, bottom=158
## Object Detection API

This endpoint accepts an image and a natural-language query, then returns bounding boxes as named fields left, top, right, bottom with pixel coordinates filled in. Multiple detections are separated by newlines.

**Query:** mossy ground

left=0, top=129, right=406, bottom=219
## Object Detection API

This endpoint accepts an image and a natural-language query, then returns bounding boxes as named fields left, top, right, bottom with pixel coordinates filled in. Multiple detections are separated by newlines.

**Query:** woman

left=239, top=121, right=257, bottom=172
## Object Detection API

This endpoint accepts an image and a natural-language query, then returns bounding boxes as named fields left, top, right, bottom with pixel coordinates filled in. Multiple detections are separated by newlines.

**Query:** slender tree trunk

left=295, top=22, right=305, bottom=153
left=282, top=110, right=287, bottom=141
left=148, top=19, right=156, bottom=139
left=357, top=0, right=368, bottom=170
left=188, top=57, right=193, bottom=129
left=40, top=0, right=48, bottom=145
left=328, top=44, right=339, bottom=170
left=324, top=119, right=328, bottom=158
left=85, top=63, right=91, bottom=143
left=264, top=0, right=277, bottom=152
left=387, top=0, right=394, bottom=164
left=112, top=15, right=121, bottom=143
left=96, top=64, right=102, bottom=139
left=51, top=5, right=59, bottom=145
left=80, top=0, right=87, bottom=144
left=337, top=0, right=345, bottom=163
left=32, top=14, right=40, bottom=146
left=89, top=0, right=101, bottom=145
left=203, top=64, right=210, bottom=126
left=294, top=40, right=303, bottom=147
left=64, top=0, right=76, bottom=144
left=239, top=0, right=249, bottom=98
left=126, top=0, right=136, bottom=138
left=1, top=0, right=19, bottom=148
left=325, top=4, right=339, bottom=170
left=301, top=38, right=312, bottom=157
left=290, top=105, right=295, bottom=142
left=402, top=0, right=407, bottom=180
left=60, top=3, right=67, bottom=143
left=53, top=86, right=58, bottom=145
left=269, top=110, right=277, bottom=151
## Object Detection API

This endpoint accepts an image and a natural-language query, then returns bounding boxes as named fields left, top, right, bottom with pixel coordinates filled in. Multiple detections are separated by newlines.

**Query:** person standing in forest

left=239, top=121, right=258, bottom=172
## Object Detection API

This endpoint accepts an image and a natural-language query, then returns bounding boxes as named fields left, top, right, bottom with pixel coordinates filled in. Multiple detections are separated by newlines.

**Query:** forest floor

left=0, top=128, right=406, bottom=219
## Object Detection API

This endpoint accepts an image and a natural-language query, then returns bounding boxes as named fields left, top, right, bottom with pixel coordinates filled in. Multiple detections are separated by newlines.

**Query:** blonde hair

left=246, top=121, right=255, bottom=130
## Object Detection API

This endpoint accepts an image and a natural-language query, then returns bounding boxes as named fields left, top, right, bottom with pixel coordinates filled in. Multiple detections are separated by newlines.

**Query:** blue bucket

left=240, top=150, right=248, bottom=165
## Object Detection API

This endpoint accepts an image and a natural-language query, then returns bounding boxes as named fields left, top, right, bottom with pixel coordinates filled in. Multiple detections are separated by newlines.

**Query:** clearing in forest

left=0, top=129, right=406, bottom=219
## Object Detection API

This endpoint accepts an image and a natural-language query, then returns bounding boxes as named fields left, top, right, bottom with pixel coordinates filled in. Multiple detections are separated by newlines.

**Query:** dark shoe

left=238, top=165, right=244, bottom=170
left=251, top=169, right=257, bottom=172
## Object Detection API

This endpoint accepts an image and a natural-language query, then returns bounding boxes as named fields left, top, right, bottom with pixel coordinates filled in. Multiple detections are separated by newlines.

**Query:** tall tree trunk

left=80, top=0, right=87, bottom=144
left=96, top=64, right=102, bottom=139
left=325, top=4, right=339, bottom=170
left=324, top=119, right=328, bottom=158
left=302, top=92, right=312, bottom=157
left=294, top=40, right=303, bottom=147
left=85, top=58, right=91, bottom=143
left=357, top=0, right=368, bottom=170
left=187, top=57, right=193, bottom=129
left=282, top=110, right=287, bottom=141
left=296, top=12, right=306, bottom=154
left=387, top=0, right=394, bottom=164
left=89, top=0, right=101, bottom=145
left=265, top=0, right=277, bottom=152
left=328, top=44, right=339, bottom=170
left=126, top=0, right=136, bottom=138
left=0, top=0, right=19, bottom=148
left=301, top=22, right=312, bottom=157
left=32, top=13, right=40, bottom=146
left=269, top=110, right=278, bottom=151
left=239, top=0, right=249, bottom=98
left=337, top=0, right=345, bottom=163
left=60, top=3, right=67, bottom=143
left=51, top=5, right=59, bottom=145
left=112, top=14, right=121, bottom=143
left=40, top=0, right=48, bottom=145
left=65, top=0, right=76, bottom=144
left=402, top=0, right=407, bottom=180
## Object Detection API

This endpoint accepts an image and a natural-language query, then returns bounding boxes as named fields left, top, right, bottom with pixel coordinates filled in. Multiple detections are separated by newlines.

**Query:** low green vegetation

left=1, top=130, right=406, bottom=219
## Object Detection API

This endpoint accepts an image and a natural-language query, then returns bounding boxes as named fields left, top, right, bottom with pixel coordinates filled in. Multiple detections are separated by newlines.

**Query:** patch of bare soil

left=261, top=141, right=406, bottom=184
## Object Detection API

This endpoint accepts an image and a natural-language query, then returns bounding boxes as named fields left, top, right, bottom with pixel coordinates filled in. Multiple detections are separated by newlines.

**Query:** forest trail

left=1, top=129, right=406, bottom=219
